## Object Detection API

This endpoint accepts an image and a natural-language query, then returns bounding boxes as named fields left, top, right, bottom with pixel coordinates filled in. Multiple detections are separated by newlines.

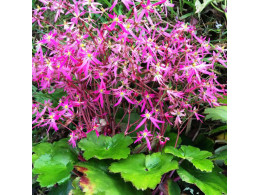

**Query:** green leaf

left=218, top=95, right=227, bottom=104
left=33, top=154, right=74, bottom=188
left=213, top=0, right=225, bottom=4
left=51, top=89, right=67, bottom=106
left=78, top=131, right=133, bottom=160
left=179, top=12, right=194, bottom=20
left=71, top=177, right=84, bottom=195
left=74, top=160, right=143, bottom=195
left=195, top=0, right=214, bottom=14
left=183, top=0, right=196, bottom=8
left=52, top=138, right=78, bottom=163
left=166, top=179, right=181, bottom=195
left=48, top=179, right=73, bottom=195
left=177, top=161, right=227, bottom=195
left=109, top=153, right=179, bottom=190
left=32, top=84, right=38, bottom=93
left=211, top=145, right=227, bottom=165
left=204, top=106, right=227, bottom=123
left=209, top=125, right=227, bottom=135
left=32, top=142, right=52, bottom=163
left=101, top=0, right=119, bottom=15
left=165, top=145, right=214, bottom=172
left=32, top=139, right=77, bottom=164
left=33, top=88, right=67, bottom=107
left=32, top=139, right=78, bottom=188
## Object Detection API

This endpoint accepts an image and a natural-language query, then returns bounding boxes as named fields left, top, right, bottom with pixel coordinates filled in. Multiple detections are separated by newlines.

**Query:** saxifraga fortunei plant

left=32, top=0, right=227, bottom=151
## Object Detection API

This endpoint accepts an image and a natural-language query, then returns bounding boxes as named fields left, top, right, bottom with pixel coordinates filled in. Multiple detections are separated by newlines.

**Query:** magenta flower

left=67, top=3, right=86, bottom=25
left=41, top=112, right=60, bottom=132
left=79, top=51, right=102, bottom=74
left=171, top=109, right=186, bottom=127
left=113, top=89, right=134, bottom=107
left=139, top=0, right=166, bottom=23
left=110, top=0, right=133, bottom=11
left=139, top=91, right=155, bottom=112
left=156, top=132, right=170, bottom=146
left=135, top=110, right=164, bottom=130
left=82, top=0, right=102, bottom=14
left=119, top=20, right=138, bottom=39
left=93, top=82, right=110, bottom=108
left=68, top=131, right=78, bottom=148
left=60, top=100, right=74, bottom=117
left=191, top=107, right=204, bottom=122
left=108, top=14, right=124, bottom=30
left=134, top=128, right=153, bottom=151
left=87, top=123, right=101, bottom=137
left=41, top=31, right=57, bottom=46
left=160, top=0, right=174, bottom=17
left=68, top=127, right=86, bottom=148
left=32, top=9, right=45, bottom=28
left=164, top=112, right=173, bottom=125
left=53, top=1, right=64, bottom=22
left=208, top=51, right=227, bottom=68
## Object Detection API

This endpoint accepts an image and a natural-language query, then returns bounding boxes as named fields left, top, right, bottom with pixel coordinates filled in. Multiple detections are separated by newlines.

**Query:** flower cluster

left=32, top=0, right=226, bottom=150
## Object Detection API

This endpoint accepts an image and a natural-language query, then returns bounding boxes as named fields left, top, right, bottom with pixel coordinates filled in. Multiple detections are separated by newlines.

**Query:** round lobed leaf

left=33, top=154, right=73, bottom=188
left=78, top=131, right=133, bottom=160
left=177, top=161, right=227, bottom=195
left=74, top=160, right=143, bottom=195
left=32, top=139, right=78, bottom=188
left=109, top=153, right=179, bottom=190
left=165, top=145, right=214, bottom=172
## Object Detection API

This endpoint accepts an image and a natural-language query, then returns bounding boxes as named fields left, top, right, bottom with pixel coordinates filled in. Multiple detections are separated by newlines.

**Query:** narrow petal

left=134, top=136, right=143, bottom=144
left=135, top=118, right=147, bottom=130
left=114, top=97, right=122, bottom=107
left=124, top=96, right=134, bottom=104
left=145, top=137, right=152, bottom=150
left=110, top=0, right=118, bottom=11
left=150, top=117, right=160, bottom=129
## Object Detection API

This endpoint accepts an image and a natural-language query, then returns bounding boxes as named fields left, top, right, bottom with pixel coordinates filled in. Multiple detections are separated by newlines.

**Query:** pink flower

left=160, top=0, right=174, bottom=17
left=108, top=14, right=124, bottom=30
left=40, top=31, right=57, bottom=46
left=60, top=100, right=74, bottom=117
left=41, top=112, right=60, bottom=132
left=69, top=131, right=78, bottom=148
left=134, top=128, right=153, bottom=151
left=208, top=51, right=227, bottom=68
left=139, top=0, right=166, bottom=24
left=139, top=91, right=155, bottom=112
left=164, top=112, right=173, bottom=125
left=156, top=132, right=169, bottom=146
left=93, top=82, right=110, bottom=108
left=191, top=107, right=204, bottom=122
left=135, top=110, right=164, bottom=130
left=32, top=9, right=45, bottom=28
left=113, top=88, right=135, bottom=107
left=53, top=1, right=64, bottom=22
left=110, top=0, right=133, bottom=11
left=87, top=123, right=101, bottom=137
left=171, top=109, right=186, bottom=127
left=68, top=127, right=86, bottom=148
left=67, top=3, right=86, bottom=25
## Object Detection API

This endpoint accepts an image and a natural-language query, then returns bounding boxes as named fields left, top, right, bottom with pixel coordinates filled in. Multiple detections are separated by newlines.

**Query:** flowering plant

left=32, top=0, right=227, bottom=194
